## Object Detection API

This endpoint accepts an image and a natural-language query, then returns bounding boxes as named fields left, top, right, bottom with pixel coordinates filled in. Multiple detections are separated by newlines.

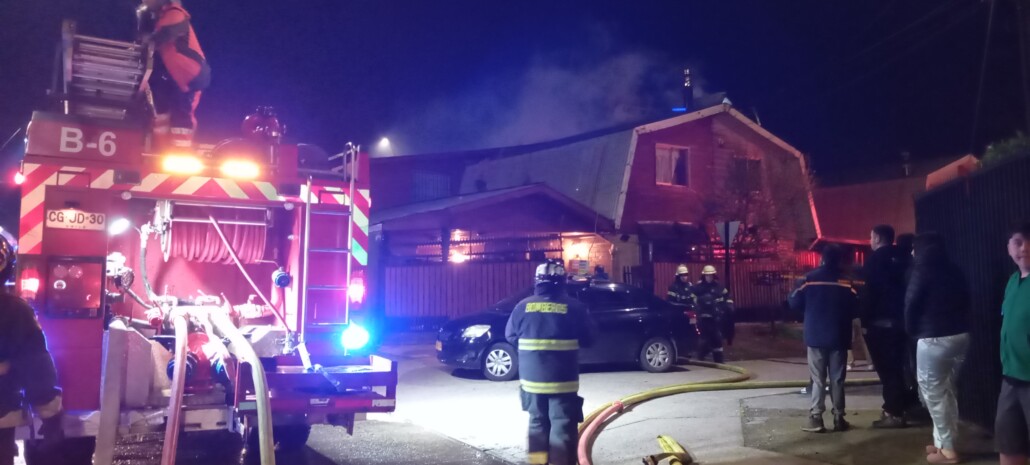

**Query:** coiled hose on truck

left=576, top=360, right=883, bottom=465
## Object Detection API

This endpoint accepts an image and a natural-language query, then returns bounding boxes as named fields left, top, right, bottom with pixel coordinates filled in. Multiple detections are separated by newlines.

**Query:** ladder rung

left=308, top=285, right=347, bottom=291
left=310, top=248, right=351, bottom=254
left=311, top=209, right=350, bottom=217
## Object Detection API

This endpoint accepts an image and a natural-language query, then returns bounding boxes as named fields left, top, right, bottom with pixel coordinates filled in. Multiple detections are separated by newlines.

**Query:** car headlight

left=462, top=324, right=491, bottom=339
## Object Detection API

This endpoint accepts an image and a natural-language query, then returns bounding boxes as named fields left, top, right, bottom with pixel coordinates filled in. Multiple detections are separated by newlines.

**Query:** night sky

left=0, top=0, right=1026, bottom=188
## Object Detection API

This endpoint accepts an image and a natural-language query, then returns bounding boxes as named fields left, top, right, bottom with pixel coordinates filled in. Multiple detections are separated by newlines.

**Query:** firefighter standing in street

left=667, top=264, right=697, bottom=311
left=695, top=265, right=736, bottom=345
left=693, top=265, right=730, bottom=363
left=0, top=237, right=64, bottom=465
left=138, top=0, right=211, bottom=150
left=506, top=260, right=597, bottom=465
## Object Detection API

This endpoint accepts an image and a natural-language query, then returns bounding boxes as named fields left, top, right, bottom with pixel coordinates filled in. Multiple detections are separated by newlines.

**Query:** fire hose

left=159, top=313, right=189, bottom=465
left=209, top=310, right=276, bottom=465
left=576, top=360, right=883, bottom=465
left=207, top=214, right=289, bottom=330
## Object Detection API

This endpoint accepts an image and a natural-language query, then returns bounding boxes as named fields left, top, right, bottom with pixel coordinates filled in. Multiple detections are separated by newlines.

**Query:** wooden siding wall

left=384, top=262, right=537, bottom=319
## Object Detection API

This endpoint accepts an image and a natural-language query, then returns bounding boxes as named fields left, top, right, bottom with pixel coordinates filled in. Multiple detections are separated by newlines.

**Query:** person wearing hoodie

left=905, top=233, right=970, bottom=464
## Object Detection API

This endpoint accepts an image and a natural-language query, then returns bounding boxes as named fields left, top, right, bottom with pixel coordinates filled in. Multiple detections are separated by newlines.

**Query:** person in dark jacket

left=667, top=264, right=697, bottom=310
left=0, top=237, right=64, bottom=465
left=506, top=260, right=597, bottom=465
left=693, top=265, right=733, bottom=360
left=905, top=233, right=970, bottom=463
left=861, top=224, right=915, bottom=428
left=790, top=245, right=858, bottom=433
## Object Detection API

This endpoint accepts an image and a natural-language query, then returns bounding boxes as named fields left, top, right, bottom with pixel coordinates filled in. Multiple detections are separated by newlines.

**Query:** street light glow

left=378, top=137, right=391, bottom=150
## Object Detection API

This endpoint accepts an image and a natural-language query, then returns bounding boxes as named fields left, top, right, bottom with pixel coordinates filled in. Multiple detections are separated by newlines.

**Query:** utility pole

left=1018, top=0, right=1030, bottom=133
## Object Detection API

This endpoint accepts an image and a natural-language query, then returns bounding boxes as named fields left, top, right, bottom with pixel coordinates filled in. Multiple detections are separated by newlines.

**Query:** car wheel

left=482, top=342, right=518, bottom=381
left=639, top=336, right=676, bottom=373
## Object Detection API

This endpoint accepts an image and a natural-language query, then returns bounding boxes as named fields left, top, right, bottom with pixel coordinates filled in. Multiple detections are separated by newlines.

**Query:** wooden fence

left=383, top=261, right=537, bottom=320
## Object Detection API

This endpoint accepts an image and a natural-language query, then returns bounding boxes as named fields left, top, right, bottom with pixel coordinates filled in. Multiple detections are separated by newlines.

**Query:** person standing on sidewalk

left=862, top=224, right=913, bottom=428
left=905, top=233, right=970, bottom=464
left=997, top=223, right=1030, bottom=465
left=790, top=245, right=859, bottom=433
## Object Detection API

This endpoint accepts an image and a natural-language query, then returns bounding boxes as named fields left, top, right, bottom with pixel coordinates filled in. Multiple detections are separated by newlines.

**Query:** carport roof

left=372, top=183, right=614, bottom=233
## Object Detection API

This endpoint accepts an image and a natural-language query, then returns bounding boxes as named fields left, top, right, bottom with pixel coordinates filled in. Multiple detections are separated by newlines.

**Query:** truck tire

left=274, top=425, right=312, bottom=452
left=639, top=336, right=676, bottom=373
left=482, top=342, right=518, bottom=382
left=24, top=437, right=95, bottom=465
left=246, top=424, right=312, bottom=454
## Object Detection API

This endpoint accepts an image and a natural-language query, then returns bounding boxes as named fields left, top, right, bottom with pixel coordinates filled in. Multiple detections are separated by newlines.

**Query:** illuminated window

left=656, top=144, right=689, bottom=186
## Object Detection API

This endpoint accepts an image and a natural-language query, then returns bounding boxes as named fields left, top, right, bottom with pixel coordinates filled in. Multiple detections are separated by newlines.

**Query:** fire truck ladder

left=54, top=20, right=150, bottom=121
left=297, top=143, right=361, bottom=365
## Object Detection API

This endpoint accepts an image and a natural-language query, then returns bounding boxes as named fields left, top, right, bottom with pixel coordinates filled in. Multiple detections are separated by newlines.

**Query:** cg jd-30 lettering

left=45, top=209, right=106, bottom=231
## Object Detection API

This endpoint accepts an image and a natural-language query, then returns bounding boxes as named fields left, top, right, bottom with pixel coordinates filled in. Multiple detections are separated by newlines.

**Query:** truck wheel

left=274, top=425, right=312, bottom=452
left=639, top=336, right=676, bottom=373
left=246, top=424, right=312, bottom=453
left=482, top=342, right=518, bottom=381
left=24, top=437, right=95, bottom=465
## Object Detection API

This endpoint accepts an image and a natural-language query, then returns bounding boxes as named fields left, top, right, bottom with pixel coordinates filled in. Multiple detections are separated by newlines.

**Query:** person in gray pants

left=905, top=234, right=970, bottom=464
left=790, top=245, right=860, bottom=433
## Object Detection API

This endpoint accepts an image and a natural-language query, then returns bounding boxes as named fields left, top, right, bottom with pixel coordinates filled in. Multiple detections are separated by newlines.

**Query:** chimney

left=901, top=151, right=912, bottom=177
left=682, top=68, right=694, bottom=112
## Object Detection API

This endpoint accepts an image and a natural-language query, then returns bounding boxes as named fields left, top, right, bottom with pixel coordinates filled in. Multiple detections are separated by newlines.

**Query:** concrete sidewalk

left=374, top=326, right=998, bottom=465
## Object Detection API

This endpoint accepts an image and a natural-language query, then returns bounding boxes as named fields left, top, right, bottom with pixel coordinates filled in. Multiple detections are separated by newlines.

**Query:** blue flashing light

left=671, top=107, right=688, bottom=113
left=341, top=323, right=370, bottom=351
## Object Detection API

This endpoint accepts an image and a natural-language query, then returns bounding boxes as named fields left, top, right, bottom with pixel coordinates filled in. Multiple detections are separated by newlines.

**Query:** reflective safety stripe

left=528, top=451, right=549, bottom=464
left=520, top=379, right=579, bottom=394
left=525, top=302, right=568, bottom=314
left=0, top=361, right=9, bottom=376
left=519, top=339, right=579, bottom=351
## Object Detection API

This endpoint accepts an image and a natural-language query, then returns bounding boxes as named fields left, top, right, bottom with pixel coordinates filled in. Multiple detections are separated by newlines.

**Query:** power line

left=970, top=0, right=998, bottom=152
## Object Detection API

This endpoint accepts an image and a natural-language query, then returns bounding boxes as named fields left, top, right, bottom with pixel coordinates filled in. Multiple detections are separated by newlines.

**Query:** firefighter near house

left=7, top=14, right=395, bottom=465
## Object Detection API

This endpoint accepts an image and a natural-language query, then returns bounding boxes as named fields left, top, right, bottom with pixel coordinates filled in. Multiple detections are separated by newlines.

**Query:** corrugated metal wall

left=384, top=262, right=537, bottom=319
left=914, top=155, right=1030, bottom=431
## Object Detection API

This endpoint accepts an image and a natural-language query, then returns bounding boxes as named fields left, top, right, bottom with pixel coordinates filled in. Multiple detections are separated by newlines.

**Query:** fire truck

left=9, top=21, right=396, bottom=464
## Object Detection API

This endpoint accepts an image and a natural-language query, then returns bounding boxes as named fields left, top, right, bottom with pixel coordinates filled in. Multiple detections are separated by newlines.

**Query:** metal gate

left=914, top=154, right=1030, bottom=431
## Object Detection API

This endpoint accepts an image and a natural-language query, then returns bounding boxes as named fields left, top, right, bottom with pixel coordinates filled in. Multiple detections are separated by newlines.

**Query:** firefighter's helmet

left=535, top=259, right=567, bottom=285
left=0, top=235, right=14, bottom=285
left=675, top=264, right=689, bottom=276
left=702, top=265, right=718, bottom=275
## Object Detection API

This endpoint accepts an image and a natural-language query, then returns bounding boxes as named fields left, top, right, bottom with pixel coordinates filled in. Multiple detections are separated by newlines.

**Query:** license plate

left=46, top=209, right=106, bottom=231
left=435, top=341, right=442, bottom=351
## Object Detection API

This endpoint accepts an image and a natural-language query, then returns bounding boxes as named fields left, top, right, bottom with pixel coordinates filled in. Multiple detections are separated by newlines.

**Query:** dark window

left=656, top=145, right=690, bottom=186
left=584, top=286, right=648, bottom=312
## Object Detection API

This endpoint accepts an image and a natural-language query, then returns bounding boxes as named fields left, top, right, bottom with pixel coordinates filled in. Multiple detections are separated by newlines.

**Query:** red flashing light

left=13, top=172, right=25, bottom=185
left=21, top=277, right=39, bottom=295
left=348, top=276, right=366, bottom=304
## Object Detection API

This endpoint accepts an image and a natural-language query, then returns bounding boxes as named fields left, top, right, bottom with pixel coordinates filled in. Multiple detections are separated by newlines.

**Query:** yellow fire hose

left=577, top=360, right=882, bottom=465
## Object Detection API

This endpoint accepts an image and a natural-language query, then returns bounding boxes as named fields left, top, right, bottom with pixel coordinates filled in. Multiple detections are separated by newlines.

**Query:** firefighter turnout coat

left=505, top=286, right=597, bottom=394
left=667, top=281, right=697, bottom=309
left=0, top=295, right=61, bottom=428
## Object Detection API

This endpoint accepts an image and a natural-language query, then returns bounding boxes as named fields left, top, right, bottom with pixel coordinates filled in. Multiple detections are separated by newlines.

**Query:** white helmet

left=675, top=264, right=689, bottom=276
left=535, top=259, right=567, bottom=284
left=701, top=265, right=717, bottom=275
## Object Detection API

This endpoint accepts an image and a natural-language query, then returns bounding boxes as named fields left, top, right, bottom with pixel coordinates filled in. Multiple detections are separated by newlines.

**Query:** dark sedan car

left=436, top=281, right=697, bottom=381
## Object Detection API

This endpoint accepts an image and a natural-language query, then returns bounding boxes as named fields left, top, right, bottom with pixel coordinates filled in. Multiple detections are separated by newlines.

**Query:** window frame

left=655, top=143, right=691, bottom=187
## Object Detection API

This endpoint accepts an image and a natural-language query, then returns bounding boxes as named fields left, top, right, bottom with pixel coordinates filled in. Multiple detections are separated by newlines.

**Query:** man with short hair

left=790, top=245, right=859, bottom=433
left=997, top=223, right=1030, bottom=465
left=862, top=224, right=914, bottom=428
